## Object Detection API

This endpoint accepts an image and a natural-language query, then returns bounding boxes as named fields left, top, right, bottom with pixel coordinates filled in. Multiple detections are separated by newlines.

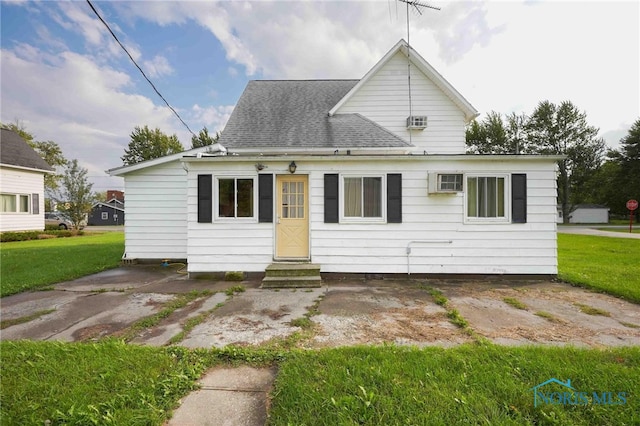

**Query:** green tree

left=53, top=159, right=94, bottom=230
left=466, top=111, right=527, bottom=154
left=604, top=118, right=640, bottom=217
left=526, top=101, right=605, bottom=223
left=121, top=125, right=184, bottom=165
left=191, top=127, right=220, bottom=149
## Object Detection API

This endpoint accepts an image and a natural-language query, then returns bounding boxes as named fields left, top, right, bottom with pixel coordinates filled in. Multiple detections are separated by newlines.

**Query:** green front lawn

left=269, top=345, right=640, bottom=425
left=558, top=234, right=640, bottom=303
left=0, top=340, right=211, bottom=425
left=2, top=342, right=638, bottom=425
left=0, top=232, right=124, bottom=297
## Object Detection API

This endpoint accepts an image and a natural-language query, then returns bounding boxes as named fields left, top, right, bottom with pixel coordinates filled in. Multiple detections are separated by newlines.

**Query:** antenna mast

left=397, top=0, right=440, bottom=146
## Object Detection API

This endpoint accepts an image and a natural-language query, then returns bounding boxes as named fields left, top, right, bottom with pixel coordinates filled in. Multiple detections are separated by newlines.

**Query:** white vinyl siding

left=335, top=52, right=467, bottom=155
left=0, top=167, right=45, bottom=231
left=182, top=157, right=558, bottom=275
left=123, top=161, right=187, bottom=260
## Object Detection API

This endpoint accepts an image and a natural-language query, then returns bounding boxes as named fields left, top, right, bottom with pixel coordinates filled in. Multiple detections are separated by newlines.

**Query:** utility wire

left=85, top=0, right=195, bottom=137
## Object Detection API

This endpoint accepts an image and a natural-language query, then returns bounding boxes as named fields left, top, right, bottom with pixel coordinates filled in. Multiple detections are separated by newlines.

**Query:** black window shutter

left=387, top=173, right=402, bottom=223
left=197, top=174, right=212, bottom=223
left=258, top=174, right=273, bottom=223
left=512, top=173, right=527, bottom=223
left=32, top=193, right=39, bottom=215
left=324, top=174, right=339, bottom=223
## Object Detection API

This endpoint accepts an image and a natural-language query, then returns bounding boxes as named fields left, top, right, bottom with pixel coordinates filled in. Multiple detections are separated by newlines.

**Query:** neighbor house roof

left=0, top=128, right=54, bottom=172
left=217, top=80, right=412, bottom=150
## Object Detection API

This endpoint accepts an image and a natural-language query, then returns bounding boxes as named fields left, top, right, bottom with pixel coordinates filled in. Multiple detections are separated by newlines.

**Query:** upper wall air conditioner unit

left=407, top=116, right=428, bottom=130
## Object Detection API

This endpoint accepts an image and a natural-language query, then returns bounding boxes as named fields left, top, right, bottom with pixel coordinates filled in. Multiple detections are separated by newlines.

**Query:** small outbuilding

left=569, top=204, right=609, bottom=224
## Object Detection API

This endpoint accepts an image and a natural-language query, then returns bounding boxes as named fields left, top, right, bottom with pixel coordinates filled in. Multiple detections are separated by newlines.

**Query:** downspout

left=406, top=240, right=453, bottom=275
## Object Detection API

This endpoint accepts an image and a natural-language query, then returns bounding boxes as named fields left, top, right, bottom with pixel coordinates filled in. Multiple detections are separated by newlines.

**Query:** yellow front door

left=276, top=175, right=309, bottom=259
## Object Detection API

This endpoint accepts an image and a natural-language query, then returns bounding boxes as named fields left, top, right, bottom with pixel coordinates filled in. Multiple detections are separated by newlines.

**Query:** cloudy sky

left=1, top=0, right=638, bottom=192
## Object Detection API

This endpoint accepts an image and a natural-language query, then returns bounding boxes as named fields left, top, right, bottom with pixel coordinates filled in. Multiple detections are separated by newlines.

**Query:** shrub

left=0, top=230, right=84, bottom=242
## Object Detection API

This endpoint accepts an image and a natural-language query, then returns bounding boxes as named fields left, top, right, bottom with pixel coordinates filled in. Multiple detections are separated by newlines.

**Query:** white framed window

left=466, top=175, right=508, bottom=222
left=101, top=212, right=109, bottom=220
left=340, top=175, right=385, bottom=222
left=215, top=176, right=256, bottom=220
left=1, top=193, right=30, bottom=213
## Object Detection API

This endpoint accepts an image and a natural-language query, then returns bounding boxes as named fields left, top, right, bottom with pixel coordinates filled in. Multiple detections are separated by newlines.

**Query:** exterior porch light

left=288, top=161, right=297, bottom=174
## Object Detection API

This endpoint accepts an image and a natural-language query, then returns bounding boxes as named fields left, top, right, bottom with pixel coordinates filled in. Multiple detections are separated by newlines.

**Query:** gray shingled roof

left=0, top=128, right=53, bottom=171
left=218, top=80, right=412, bottom=149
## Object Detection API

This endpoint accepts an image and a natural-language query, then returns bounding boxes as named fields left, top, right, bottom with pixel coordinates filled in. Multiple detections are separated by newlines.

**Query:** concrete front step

left=264, top=263, right=321, bottom=278
left=261, top=263, right=322, bottom=288
left=260, top=276, right=322, bottom=288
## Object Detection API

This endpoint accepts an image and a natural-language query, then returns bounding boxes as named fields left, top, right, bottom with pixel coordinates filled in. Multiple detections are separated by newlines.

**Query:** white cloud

left=143, top=55, right=174, bottom=78
left=190, top=104, right=235, bottom=133
left=0, top=46, right=184, bottom=190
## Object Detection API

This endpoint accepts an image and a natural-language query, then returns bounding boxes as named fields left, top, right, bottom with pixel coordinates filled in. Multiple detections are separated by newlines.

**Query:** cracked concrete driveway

left=1, top=267, right=639, bottom=348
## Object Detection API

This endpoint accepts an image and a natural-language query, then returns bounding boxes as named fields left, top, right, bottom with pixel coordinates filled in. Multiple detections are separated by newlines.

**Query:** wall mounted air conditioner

left=428, top=173, right=463, bottom=194
left=406, top=116, right=428, bottom=130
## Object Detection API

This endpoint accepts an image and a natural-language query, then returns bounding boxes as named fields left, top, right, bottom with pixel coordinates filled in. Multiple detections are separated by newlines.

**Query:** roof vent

left=407, top=116, right=428, bottom=130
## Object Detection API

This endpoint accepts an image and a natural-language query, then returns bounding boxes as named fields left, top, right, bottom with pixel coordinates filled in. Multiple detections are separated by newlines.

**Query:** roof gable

left=329, top=39, right=479, bottom=122
left=0, top=128, right=54, bottom=172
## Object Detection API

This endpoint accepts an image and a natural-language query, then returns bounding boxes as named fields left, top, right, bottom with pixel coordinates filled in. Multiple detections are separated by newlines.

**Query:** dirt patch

left=73, top=323, right=120, bottom=341
left=440, top=281, right=640, bottom=347
left=309, top=286, right=470, bottom=348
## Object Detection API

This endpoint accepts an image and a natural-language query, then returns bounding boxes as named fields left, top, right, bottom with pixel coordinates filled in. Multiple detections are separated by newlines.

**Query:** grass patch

left=426, top=287, right=448, bottom=306
left=0, top=232, right=124, bottom=297
left=558, top=234, right=640, bottom=303
left=225, top=285, right=246, bottom=296
left=269, top=345, right=640, bottom=425
left=0, top=341, right=215, bottom=425
left=0, top=309, right=56, bottom=329
left=503, top=297, right=528, bottom=310
left=534, top=311, right=563, bottom=323
left=120, top=290, right=212, bottom=342
left=574, top=303, right=611, bottom=317
left=596, top=228, right=640, bottom=234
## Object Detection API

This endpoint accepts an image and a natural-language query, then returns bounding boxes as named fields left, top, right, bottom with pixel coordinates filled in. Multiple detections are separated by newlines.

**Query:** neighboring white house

left=0, top=128, right=53, bottom=232
left=569, top=204, right=610, bottom=224
left=109, top=40, right=561, bottom=276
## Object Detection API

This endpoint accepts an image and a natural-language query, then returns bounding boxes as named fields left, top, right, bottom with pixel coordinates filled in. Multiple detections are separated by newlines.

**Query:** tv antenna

left=396, top=0, right=440, bottom=145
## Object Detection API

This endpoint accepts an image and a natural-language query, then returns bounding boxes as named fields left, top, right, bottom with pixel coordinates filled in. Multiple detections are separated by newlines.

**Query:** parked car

left=45, top=213, right=74, bottom=230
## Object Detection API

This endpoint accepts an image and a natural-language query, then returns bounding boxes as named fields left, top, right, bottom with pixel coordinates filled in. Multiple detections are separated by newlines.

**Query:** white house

left=0, top=128, right=52, bottom=232
left=109, top=40, right=560, bottom=276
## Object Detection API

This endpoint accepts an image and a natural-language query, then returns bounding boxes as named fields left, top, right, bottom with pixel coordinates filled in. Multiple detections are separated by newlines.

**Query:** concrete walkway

left=557, top=225, right=640, bottom=239
left=166, top=366, right=276, bottom=426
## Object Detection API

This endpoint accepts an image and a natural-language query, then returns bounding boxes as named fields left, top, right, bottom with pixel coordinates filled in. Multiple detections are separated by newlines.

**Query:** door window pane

left=282, top=180, right=304, bottom=219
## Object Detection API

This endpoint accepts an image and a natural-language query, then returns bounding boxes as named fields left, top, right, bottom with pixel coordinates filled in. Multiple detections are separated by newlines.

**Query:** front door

left=275, top=175, right=309, bottom=259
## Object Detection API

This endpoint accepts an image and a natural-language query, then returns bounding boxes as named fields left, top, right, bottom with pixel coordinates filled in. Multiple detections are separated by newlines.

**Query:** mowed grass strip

left=0, top=232, right=124, bottom=297
left=558, top=234, right=640, bottom=303
left=0, top=340, right=213, bottom=425
left=269, top=345, right=640, bottom=426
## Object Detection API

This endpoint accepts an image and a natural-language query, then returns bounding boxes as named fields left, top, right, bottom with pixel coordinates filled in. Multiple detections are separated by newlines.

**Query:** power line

left=85, top=0, right=195, bottom=137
